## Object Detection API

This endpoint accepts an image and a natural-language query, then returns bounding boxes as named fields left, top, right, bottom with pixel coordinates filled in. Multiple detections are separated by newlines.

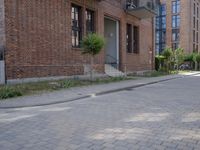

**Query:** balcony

left=126, top=0, right=160, bottom=19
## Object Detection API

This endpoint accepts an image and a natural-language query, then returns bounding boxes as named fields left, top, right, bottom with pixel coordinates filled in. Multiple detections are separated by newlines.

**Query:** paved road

left=0, top=74, right=200, bottom=150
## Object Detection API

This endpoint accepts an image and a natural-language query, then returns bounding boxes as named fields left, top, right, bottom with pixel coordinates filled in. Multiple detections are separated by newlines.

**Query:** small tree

left=81, top=33, right=105, bottom=80
left=162, top=48, right=173, bottom=73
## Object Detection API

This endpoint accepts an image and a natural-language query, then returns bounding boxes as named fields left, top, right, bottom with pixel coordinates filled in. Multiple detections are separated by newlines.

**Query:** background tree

left=81, top=33, right=105, bottom=80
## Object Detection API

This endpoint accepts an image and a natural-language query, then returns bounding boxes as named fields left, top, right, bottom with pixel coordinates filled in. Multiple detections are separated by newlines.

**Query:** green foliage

left=174, top=48, right=184, bottom=68
left=192, top=53, right=200, bottom=63
left=155, top=55, right=165, bottom=71
left=60, top=80, right=75, bottom=88
left=81, top=33, right=105, bottom=56
left=184, top=53, right=193, bottom=62
left=162, top=48, right=173, bottom=72
left=162, top=48, right=173, bottom=60
left=0, top=87, right=22, bottom=99
left=195, top=54, right=200, bottom=63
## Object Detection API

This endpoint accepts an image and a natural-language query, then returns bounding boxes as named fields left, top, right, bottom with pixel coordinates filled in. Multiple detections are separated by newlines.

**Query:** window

left=126, top=24, right=139, bottom=54
left=156, top=32, right=160, bottom=43
left=172, top=43, right=179, bottom=50
left=156, top=4, right=166, bottom=54
left=172, top=29, right=180, bottom=42
left=161, top=16, right=166, bottom=28
left=172, top=0, right=180, bottom=14
left=193, top=44, right=197, bottom=52
left=197, top=32, right=199, bottom=43
left=197, top=7, right=199, bottom=18
left=71, top=5, right=82, bottom=47
left=133, top=26, right=139, bottom=53
left=126, top=24, right=132, bottom=53
left=194, top=30, right=196, bottom=42
left=197, top=20, right=199, bottom=31
left=172, top=15, right=180, bottom=28
left=161, top=31, right=166, bottom=43
left=194, top=17, right=196, bottom=28
left=194, top=3, right=196, bottom=15
left=0, top=50, right=3, bottom=60
left=156, top=17, right=160, bottom=29
left=86, top=9, right=95, bottom=34
left=161, top=4, right=166, bottom=15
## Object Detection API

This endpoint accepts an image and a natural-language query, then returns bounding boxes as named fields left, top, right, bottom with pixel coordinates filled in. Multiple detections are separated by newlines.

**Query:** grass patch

left=143, top=71, right=171, bottom=77
left=0, top=76, right=135, bottom=100
left=0, top=87, right=22, bottom=99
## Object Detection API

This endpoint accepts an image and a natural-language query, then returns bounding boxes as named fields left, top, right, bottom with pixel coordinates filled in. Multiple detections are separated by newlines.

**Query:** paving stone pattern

left=0, top=74, right=200, bottom=150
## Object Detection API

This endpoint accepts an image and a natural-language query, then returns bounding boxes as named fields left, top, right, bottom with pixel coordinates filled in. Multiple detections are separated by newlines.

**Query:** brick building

left=0, top=0, right=158, bottom=84
left=156, top=0, right=200, bottom=54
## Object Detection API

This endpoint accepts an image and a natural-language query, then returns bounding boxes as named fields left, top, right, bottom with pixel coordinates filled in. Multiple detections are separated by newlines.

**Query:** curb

left=0, top=75, right=186, bottom=109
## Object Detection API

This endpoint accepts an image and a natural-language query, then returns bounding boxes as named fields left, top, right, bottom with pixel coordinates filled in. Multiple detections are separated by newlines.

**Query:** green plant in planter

left=81, top=33, right=105, bottom=80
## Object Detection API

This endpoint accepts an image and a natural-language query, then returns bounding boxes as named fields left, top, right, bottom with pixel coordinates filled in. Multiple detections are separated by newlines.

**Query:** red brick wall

left=4, top=0, right=154, bottom=80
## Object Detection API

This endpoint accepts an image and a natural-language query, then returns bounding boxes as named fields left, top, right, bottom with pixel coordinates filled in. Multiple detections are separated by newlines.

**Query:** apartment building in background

left=156, top=0, right=200, bottom=54
left=0, top=0, right=159, bottom=84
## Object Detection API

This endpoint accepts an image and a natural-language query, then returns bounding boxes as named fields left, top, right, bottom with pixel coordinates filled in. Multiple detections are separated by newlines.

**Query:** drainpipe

left=152, top=17, right=155, bottom=70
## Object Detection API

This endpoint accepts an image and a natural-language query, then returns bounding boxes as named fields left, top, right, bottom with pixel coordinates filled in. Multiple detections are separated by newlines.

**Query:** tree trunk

left=90, top=56, right=94, bottom=81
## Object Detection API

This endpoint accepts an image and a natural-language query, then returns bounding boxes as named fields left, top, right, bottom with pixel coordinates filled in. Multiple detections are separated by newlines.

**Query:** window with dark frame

left=86, top=9, right=95, bottom=34
left=126, top=24, right=139, bottom=54
left=172, top=0, right=180, bottom=14
left=172, top=15, right=180, bottom=28
left=172, top=29, right=180, bottom=42
left=126, top=24, right=132, bottom=53
left=156, top=4, right=166, bottom=54
left=133, top=26, right=139, bottom=54
left=71, top=5, right=82, bottom=48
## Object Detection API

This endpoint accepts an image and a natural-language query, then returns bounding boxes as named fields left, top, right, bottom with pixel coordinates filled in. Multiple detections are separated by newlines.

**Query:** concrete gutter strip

left=0, top=73, right=199, bottom=109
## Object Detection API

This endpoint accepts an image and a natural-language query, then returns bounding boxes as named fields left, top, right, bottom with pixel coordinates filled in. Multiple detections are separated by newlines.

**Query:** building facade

left=156, top=0, right=200, bottom=54
left=0, top=0, right=158, bottom=84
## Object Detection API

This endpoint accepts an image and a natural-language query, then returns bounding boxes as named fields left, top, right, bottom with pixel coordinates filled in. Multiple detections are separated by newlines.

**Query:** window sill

left=127, top=52, right=140, bottom=55
left=72, top=47, right=82, bottom=51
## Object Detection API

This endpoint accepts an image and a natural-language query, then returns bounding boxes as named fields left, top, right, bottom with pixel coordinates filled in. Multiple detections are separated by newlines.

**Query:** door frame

left=104, top=16, right=120, bottom=68
left=0, top=60, right=5, bottom=85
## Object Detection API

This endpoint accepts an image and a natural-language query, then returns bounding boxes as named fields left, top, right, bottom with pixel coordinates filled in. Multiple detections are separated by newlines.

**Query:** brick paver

left=0, top=74, right=200, bottom=150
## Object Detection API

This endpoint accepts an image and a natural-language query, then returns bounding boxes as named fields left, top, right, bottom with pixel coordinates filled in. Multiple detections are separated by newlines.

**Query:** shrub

left=162, top=48, right=173, bottom=72
left=184, top=53, right=193, bottom=62
left=0, top=87, right=22, bottom=99
left=162, top=48, right=173, bottom=60
left=155, top=55, right=165, bottom=71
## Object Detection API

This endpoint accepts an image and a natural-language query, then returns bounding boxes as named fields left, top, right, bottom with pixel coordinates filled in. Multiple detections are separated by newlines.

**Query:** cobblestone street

left=0, top=74, right=200, bottom=150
